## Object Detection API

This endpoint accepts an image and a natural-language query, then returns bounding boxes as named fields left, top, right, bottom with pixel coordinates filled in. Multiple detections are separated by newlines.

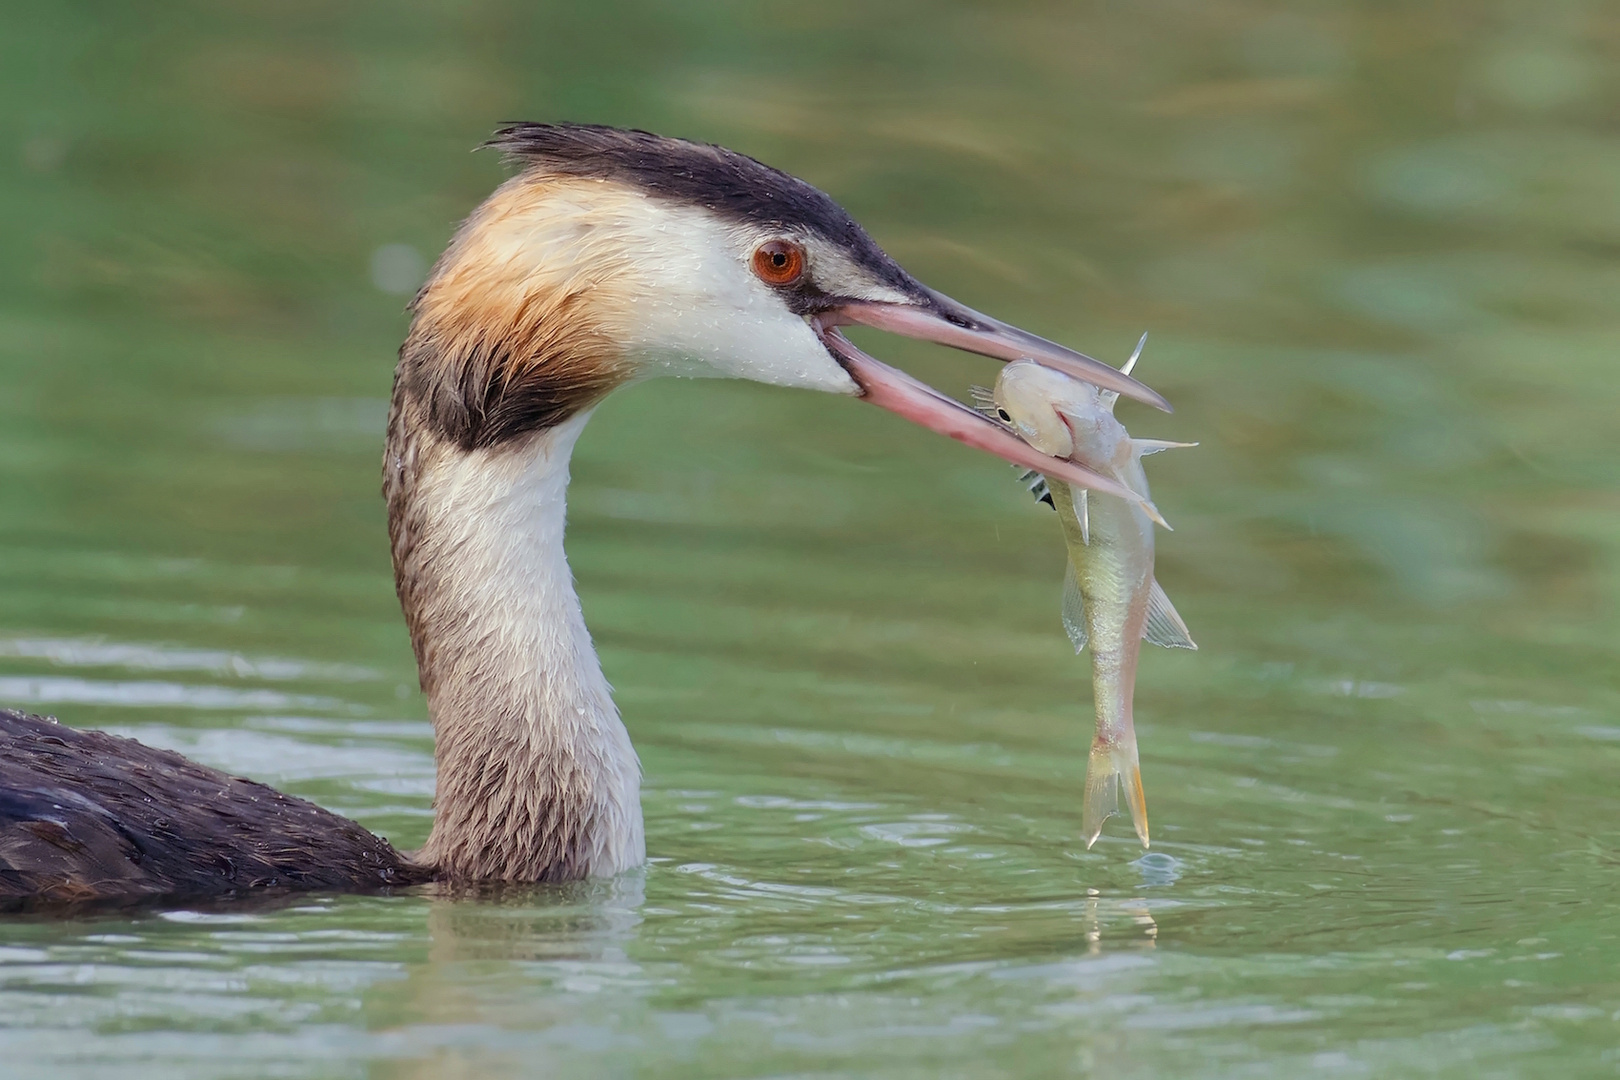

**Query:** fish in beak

left=811, top=293, right=1172, bottom=526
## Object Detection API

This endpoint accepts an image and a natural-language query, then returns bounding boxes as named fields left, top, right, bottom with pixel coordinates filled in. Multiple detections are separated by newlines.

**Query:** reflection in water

left=421, top=874, right=647, bottom=966
left=375, top=877, right=648, bottom=1080
left=1082, top=889, right=1159, bottom=957
left=0, top=636, right=380, bottom=682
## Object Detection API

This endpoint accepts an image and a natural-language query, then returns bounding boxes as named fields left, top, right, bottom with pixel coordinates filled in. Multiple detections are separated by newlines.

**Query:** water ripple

left=0, top=676, right=348, bottom=712
left=0, top=637, right=379, bottom=682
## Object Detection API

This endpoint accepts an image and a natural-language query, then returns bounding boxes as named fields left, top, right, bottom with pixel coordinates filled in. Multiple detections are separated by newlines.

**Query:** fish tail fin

left=1082, top=736, right=1149, bottom=850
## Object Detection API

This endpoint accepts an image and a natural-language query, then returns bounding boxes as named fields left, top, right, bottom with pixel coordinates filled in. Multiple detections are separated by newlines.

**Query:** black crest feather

left=487, top=122, right=916, bottom=294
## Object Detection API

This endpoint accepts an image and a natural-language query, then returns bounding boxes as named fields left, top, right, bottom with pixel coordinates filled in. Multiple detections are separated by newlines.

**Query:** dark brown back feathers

left=0, top=709, right=427, bottom=911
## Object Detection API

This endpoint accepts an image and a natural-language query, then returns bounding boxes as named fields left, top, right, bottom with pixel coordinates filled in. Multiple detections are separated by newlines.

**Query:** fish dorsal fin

left=1134, top=438, right=1199, bottom=457
left=1097, top=333, right=1149, bottom=415
left=1142, top=579, right=1197, bottom=650
left=1062, top=561, right=1088, bottom=654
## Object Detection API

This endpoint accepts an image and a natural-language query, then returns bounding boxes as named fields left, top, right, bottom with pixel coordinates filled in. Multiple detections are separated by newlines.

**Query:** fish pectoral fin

left=1133, top=438, right=1199, bottom=457
left=1142, top=578, right=1197, bottom=650
left=1062, top=561, right=1088, bottom=655
left=1075, top=487, right=1089, bottom=545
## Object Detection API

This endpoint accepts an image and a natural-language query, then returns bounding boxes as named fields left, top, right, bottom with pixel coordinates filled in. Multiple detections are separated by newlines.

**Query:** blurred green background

left=1, top=2, right=1618, bottom=1077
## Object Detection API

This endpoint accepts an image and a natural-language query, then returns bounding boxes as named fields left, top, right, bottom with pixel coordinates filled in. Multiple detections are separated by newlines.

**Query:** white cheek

left=802, top=237, right=913, bottom=304
left=613, top=211, right=858, bottom=395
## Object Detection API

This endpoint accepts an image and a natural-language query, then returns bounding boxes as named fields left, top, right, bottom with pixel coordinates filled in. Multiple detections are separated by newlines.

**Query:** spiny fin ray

left=1120, top=332, right=1147, bottom=378
left=1134, top=438, right=1198, bottom=457
left=1098, top=332, right=1149, bottom=414
left=1016, top=468, right=1053, bottom=509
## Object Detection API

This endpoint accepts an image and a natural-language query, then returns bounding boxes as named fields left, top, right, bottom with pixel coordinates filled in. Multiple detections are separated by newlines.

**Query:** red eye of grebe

left=752, top=240, right=805, bottom=286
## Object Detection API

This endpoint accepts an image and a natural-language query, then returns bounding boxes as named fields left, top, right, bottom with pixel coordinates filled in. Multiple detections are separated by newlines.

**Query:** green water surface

left=2, top=1, right=1618, bottom=1077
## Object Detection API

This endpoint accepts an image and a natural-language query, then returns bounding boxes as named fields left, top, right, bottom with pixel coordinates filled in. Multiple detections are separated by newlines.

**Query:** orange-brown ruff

left=394, top=175, right=643, bottom=453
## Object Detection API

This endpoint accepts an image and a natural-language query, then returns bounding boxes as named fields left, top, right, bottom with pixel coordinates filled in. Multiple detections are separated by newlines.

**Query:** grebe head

left=396, top=122, right=1166, bottom=471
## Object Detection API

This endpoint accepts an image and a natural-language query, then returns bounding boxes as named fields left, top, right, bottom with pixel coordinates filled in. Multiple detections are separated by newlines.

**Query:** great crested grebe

left=0, top=123, right=1169, bottom=907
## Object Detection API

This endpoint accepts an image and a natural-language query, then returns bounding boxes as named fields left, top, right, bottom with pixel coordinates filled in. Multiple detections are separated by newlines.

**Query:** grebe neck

left=386, top=409, right=643, bottom=881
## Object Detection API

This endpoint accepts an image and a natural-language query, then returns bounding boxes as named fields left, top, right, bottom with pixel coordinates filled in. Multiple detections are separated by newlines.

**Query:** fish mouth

left=811, top=296, right=1169, bottom=517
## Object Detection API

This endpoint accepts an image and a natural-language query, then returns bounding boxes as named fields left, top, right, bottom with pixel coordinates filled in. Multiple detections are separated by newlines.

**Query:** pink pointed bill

left=817, top=326, right=1170, bottom=527
left=830, top=291, right=1172, bottom=414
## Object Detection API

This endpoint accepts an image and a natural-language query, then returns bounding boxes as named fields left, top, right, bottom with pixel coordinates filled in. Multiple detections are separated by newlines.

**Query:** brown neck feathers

left=392, top=173, right=638, bottom=452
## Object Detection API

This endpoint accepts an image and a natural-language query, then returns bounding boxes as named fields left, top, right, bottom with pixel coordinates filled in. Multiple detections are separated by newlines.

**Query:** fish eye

left=752, top=240, right=805, bottom=286
left=996, top=408, right=1012, bottom=423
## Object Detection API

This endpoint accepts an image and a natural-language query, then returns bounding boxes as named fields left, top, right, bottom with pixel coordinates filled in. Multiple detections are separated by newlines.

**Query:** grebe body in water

left=0, top=124, right=1170, bottom=907
left=0, top=710, right=423, bottom=907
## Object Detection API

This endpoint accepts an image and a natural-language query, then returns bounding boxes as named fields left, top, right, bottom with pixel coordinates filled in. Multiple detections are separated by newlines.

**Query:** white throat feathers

left=387, top=410, right=644, bottom=881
